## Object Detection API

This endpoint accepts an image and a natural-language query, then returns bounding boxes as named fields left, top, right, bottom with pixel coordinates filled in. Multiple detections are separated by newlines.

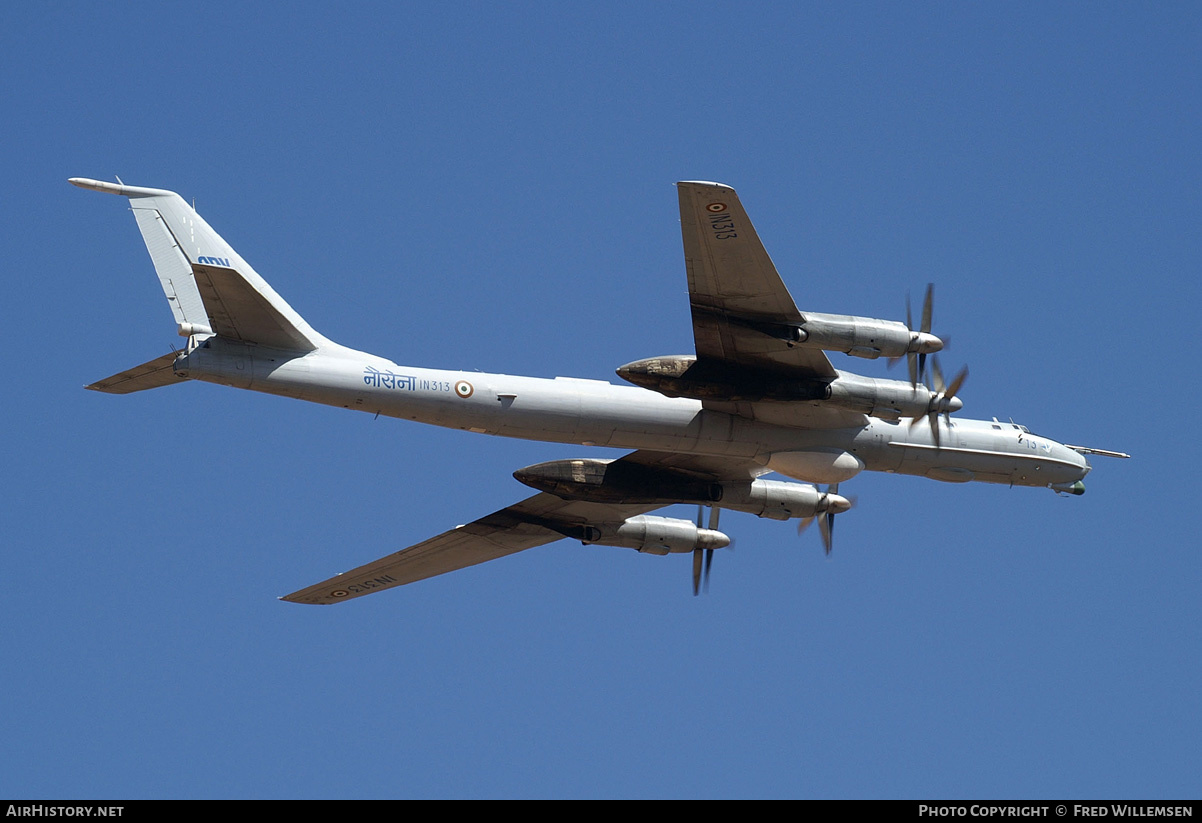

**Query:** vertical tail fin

left=70, top=178, right=328, bottom=352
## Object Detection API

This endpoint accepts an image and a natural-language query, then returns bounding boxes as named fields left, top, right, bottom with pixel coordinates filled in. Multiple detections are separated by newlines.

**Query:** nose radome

left=1059, top=445, right=1091, bottom=480
left=1077, top=451, right=1092, bottom=478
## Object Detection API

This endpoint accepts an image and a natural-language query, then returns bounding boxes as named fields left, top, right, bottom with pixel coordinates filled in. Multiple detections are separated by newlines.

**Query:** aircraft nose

left=1077, top=451, right=1092, bottom=478
left=1062, top=445, right=1091, bottom=479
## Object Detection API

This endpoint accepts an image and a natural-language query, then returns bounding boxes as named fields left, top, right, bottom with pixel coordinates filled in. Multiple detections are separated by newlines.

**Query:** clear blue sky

left=2, top=2, right=1198, bottom=799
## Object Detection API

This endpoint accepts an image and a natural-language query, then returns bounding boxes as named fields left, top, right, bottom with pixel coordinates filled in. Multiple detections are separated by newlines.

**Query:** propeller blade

left=945, top=365, right=968, bottom=401
left=929, top=411, right=940, bottom=448
left=921, top=283, right=933, bottom=334
left=899, top=289, right=937, bottom=387
left=698, top=506, right=719, bottom=593
left=931, top=355, right=946, bottom=394
left=796, top=483, right=855, bottom=556
left=692, top=548, right=703, bottom=596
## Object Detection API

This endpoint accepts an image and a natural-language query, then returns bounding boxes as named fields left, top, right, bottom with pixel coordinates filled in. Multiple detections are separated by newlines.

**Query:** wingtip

left=676, top=180, right=735, bottom=190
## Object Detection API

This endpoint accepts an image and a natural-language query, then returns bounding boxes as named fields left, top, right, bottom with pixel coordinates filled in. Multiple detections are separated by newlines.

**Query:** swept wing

left=284, top=451, right=764, bottom=604
left=677, top=180, right=836, bottom=379
left=281, top=493, right=660, bottom=604
left=671, top=181, right=866, bottom=429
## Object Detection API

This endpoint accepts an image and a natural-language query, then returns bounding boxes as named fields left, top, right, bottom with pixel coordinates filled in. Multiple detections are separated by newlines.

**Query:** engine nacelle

left=615, top=357, right=958, bottom=422
left=720, top=479, right=826, bottom=520
left=825, top=372, right=961, bottom=420
left=513, top=458, right=722, bottom=504
left=514, top=459, right=842, bottom=522
left=616, top=356, right=828, bottom=401
left=586, top=515, right=730, bottom=556
left=825, top=372, right=930, bottom=419
left=795, top=312, right=942, bottom=360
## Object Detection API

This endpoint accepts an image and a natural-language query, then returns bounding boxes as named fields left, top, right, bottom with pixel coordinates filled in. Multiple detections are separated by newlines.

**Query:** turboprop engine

left=584, top=515, right=730, bottom=556
left=770, top=311, right=942, bottom=361
left=825, top=371, right=962, bottom=421
left=715, top=284, right=947, bottom=388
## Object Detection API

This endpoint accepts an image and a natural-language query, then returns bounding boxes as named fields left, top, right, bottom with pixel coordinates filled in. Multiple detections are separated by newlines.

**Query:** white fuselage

left=176, top=337, right=1090, bottom=489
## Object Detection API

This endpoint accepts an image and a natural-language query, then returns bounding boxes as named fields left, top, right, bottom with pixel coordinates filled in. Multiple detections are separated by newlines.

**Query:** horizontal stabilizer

left=86, top=352, right=185, bottom=394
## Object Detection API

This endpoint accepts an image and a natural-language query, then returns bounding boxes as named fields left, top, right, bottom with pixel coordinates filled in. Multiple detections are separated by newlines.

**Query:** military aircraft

left=70, top=177, right=1128, bottom=603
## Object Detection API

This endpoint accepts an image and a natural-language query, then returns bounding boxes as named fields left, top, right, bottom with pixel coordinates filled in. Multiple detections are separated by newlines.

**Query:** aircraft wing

left=282, top=451, right=765, bottom=604
left=282, top=491, right=663, bottom=605
left=677, top=180, right=836, bottom=379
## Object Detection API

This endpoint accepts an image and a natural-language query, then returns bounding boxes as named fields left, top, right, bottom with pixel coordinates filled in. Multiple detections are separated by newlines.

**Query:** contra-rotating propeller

left=908, top=355, right=968, bottom=448
left=889, top=283, right=945, bottom=388
left=797, top=484, right=854, bottom=556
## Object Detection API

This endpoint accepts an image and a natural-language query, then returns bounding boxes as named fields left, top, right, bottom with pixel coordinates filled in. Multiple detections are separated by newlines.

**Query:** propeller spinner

left=908, top=355, right=968, bottom=447
left=797, top=484, right=854, bottom=555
